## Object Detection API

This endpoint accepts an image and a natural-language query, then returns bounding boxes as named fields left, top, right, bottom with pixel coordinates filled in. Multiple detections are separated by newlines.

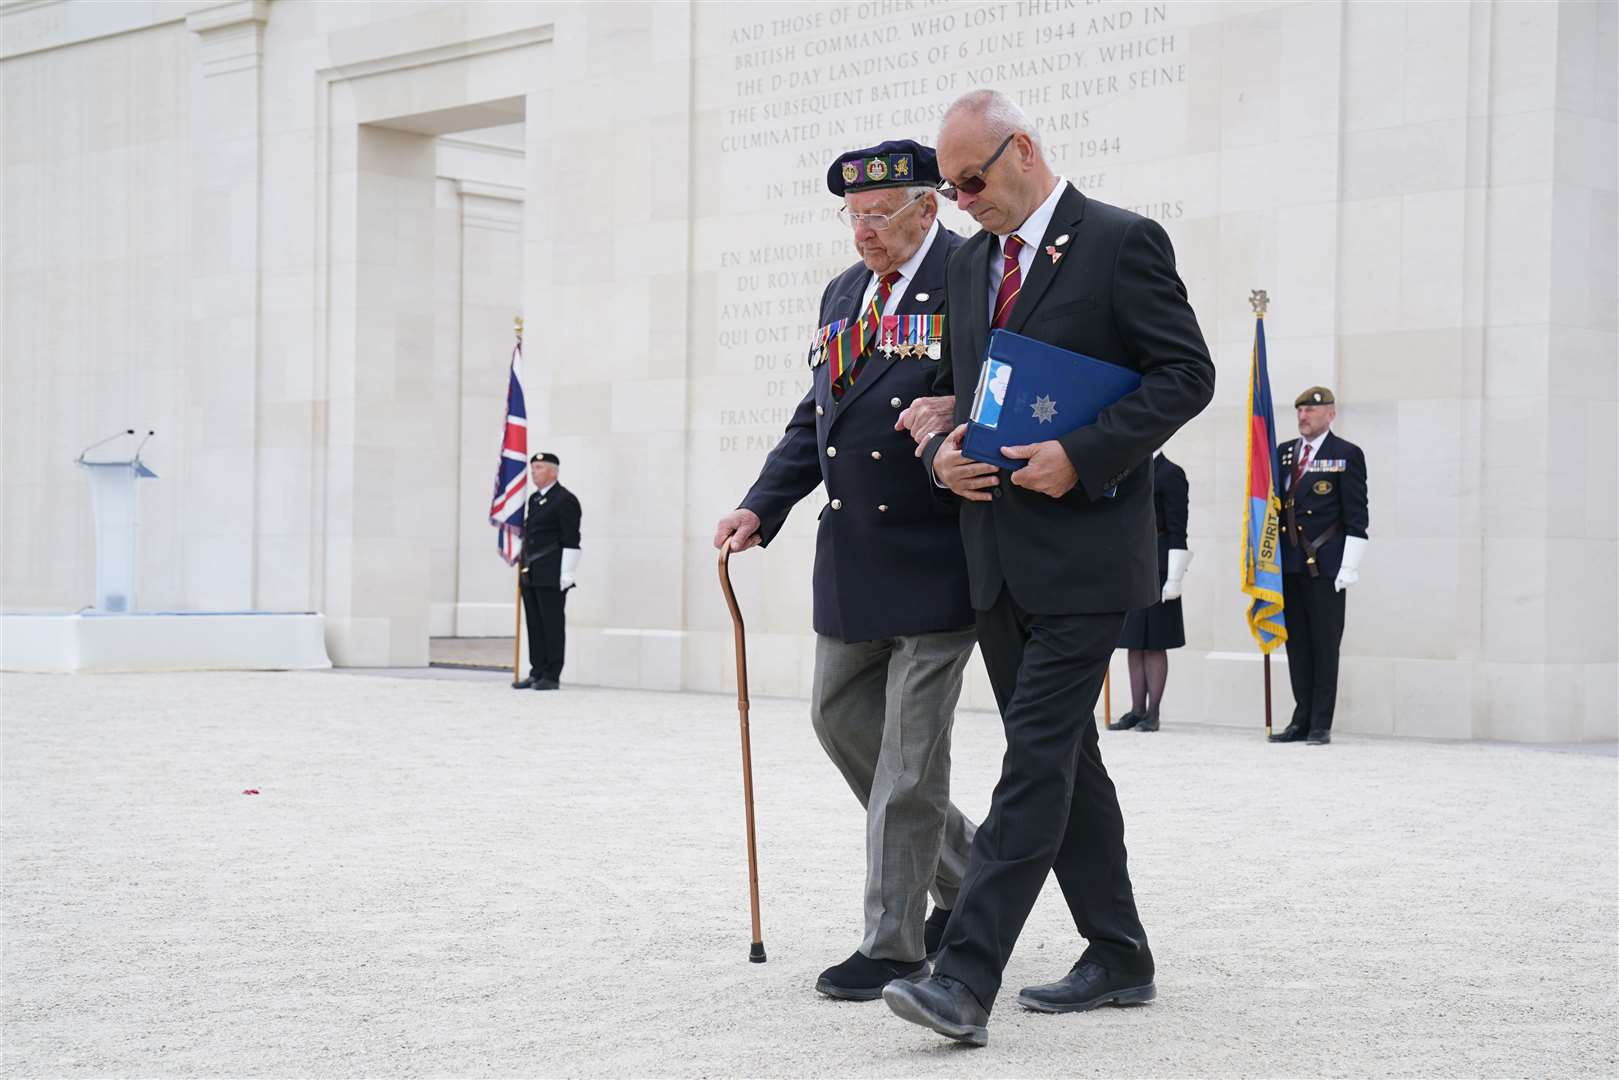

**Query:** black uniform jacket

left=1151, top=454, right=1189, bottom=577
left=1279, top=431, right=1368, bottom=577
left=923, top=185, right=1216, bottom=614
left=741, top=226, right=974, bottom=643
left=522, top=483, right=582, bottom=589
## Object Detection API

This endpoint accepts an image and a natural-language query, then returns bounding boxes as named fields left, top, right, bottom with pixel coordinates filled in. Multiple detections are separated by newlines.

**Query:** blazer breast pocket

left=1038, top=295, right=1099, bottom=320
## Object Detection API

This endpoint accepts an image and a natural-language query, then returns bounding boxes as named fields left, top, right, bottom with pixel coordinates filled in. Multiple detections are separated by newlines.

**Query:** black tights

left=1126, top=649, right=1169, bottom=719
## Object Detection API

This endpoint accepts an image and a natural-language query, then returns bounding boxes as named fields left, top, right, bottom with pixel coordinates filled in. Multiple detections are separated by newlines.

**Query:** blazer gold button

left=831, top=499, right=842, bottom=510
left=827, top=446, right=837, bottom=457
left=870, top=450, right=881, bottom=460
left=890, top=397, right=902, bottom=408
left=878, top=504, right=888, bottom=512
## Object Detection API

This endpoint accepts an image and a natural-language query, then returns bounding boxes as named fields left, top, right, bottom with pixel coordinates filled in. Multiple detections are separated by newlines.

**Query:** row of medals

left=811, top=324, right=943, bottom=367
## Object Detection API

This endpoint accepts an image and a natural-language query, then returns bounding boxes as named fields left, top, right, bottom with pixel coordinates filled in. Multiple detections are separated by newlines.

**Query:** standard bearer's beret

left=1294, top=387, right=1335, bottom=407
left=530, top=452, right=560, bottom=465
left=827, top=139, right=940, bottom=197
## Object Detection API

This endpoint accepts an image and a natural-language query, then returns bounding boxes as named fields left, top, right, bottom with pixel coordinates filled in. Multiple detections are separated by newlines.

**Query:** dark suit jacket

left=923, top=185, right=1215, bottom=614
left=740, top=225, right=974, bottom=642
left=1151, top=453, right=1189, bottom=576
left=1278, top=431, right=1368, bottom=577
left=521, top=483, right=581, bottom=589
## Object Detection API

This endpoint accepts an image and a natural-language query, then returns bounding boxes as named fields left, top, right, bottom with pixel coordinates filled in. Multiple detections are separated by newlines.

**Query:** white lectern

left=77, top=439, right=157, bottom=613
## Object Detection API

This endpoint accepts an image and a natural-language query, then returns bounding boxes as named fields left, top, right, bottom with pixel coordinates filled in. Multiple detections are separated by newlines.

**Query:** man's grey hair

left=943, top=89, right=1043, bottom=150
left=905, top=185, right=937, bottom=203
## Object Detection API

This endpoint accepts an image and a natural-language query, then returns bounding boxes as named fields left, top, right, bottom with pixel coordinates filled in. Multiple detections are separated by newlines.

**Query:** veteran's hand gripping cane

left=717, top=546, right=767, bottom=963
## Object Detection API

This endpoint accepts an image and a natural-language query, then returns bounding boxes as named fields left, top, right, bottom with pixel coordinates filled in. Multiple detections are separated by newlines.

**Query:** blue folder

left=962, top=330, right=1142, bottom=473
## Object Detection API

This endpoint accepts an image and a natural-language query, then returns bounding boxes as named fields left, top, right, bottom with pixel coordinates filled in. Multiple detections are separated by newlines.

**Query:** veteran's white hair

left=943, top=89, right=1043, bottom=151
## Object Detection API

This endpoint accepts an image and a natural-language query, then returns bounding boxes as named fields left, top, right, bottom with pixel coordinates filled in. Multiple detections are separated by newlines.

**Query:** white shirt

left=535, top=480, right=556, bottom=498
left=858, top=219, right=940, bottom=315
left=988, top=176, right=1069, bottom=320
left=1288, top=430, right=1329, bottom=489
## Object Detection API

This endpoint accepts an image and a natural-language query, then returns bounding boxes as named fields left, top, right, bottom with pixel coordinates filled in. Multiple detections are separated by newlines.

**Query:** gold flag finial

left=1249, top=289, right=1269, bottom=316
left=514, top=315, right=524, bottom=340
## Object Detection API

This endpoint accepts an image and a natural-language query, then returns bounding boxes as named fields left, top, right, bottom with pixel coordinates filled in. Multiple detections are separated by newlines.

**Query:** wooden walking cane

left=717, top=545, right=767, bottom=963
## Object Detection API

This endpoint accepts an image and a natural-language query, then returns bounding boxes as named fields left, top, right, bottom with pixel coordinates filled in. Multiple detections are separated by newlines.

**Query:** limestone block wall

left=1, top=0, right=1611, bottom=739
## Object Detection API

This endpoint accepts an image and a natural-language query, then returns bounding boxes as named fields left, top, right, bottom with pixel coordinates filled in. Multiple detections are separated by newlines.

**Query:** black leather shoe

left=882, top=974, right=989, bottom=1046
left=1306, top=729, right=1331, bottom=745
left=511, top=676, right=535, bottom=689
left=1017, top=960, right=1156, bottom=1013
left=1136, top=714, right=1160, bottom=732
left=534, top=678, right=560, bottom=691
left=815, top=951, right=926, bottom=1001
left=1107, top=711, right=1144, bottom=731
left=1268, top=723, right=1308, bottom=743
left=923, top=908, right=951, bottom=962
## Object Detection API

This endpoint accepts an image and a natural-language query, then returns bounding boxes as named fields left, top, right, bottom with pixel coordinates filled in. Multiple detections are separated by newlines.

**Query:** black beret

left=827, top=139, right=940, bottom=197
left=530, top=452, right=560, bottom=465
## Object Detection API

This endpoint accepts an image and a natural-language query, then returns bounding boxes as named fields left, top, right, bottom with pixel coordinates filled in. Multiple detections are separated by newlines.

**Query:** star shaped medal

left=1031, top=395, right=1058, bottom=423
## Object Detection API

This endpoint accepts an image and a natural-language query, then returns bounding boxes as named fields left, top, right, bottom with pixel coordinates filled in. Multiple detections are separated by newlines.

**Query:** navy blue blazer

left=1279, top=431, right=1369, bottom=577
left=740, top=226, right=974, bottom=642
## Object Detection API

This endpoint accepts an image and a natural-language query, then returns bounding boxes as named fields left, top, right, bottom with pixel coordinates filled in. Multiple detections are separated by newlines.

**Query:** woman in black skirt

left=1110, top=452, right=1191, bottom=732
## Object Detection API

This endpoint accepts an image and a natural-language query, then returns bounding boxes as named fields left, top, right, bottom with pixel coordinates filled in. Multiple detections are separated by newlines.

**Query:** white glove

left=559, top=547, right=582, bottom=590
left=1334, top=535, right=1367, bottom=592
left=1161, top=549, right=1192, bottom=602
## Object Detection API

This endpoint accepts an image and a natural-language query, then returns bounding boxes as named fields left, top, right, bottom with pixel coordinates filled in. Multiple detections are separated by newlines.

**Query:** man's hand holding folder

left=930, top=424, right=999, bottom=501
left=998, top=439, right=1079, bottom=497
left=929, top=424, right=1080, bottom=500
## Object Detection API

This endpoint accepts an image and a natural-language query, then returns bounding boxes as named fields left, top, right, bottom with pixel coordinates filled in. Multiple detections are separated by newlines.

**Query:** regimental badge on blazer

left=1312, top=479, right=1333, bottom=495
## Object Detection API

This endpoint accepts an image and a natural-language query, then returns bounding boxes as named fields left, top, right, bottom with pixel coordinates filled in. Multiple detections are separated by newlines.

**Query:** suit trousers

left=519, top=580, right=567, bottom=682
left=1282, top=572, right=1345, bottom=732
left=933, top=587, right=1153, bottom=1011
left=810, top=627, right=978, bottom=963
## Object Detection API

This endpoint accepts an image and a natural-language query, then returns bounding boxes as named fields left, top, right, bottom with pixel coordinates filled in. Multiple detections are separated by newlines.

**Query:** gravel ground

left=2, top=669, right=1615, bottom=1078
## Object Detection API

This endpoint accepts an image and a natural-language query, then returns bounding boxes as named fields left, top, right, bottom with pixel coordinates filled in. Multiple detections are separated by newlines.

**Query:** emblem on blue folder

left=962, top=330, right=1142, bottom=486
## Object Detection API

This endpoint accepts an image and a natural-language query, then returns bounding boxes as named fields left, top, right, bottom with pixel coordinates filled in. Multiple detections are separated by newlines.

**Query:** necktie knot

left=1003, top=234, right=1025, bottom=263
left=880, top=270, right=903, bottom=289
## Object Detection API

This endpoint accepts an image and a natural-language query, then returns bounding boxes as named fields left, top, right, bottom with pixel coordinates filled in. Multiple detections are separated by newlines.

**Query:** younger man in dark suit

left=888, top=89, right=1215, bottom=1046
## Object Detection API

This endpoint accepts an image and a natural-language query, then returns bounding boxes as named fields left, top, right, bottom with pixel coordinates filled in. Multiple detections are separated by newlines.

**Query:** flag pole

left=511, top=315, right=525, bottom=687
left=1103, top=668, right=1112, bottom=726
left=1264, top=653, right=1272, bottom=737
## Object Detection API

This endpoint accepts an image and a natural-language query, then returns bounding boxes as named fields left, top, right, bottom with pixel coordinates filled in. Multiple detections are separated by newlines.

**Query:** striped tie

left=835, top=270, right=902, bottom=397
left=1291, top=442, right=1313, bottom=489
left=992, top=234, right=1025, bottom=330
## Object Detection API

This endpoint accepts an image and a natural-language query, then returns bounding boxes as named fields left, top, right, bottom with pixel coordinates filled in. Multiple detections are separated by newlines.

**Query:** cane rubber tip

left=749, top=942, right=767, bottom=963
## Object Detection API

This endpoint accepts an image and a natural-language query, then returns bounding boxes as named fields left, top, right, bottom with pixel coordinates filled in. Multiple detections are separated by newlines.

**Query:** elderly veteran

left=1269, top=386, right=1370, bottom=746
left=713, top=140, right=977, bottom=1001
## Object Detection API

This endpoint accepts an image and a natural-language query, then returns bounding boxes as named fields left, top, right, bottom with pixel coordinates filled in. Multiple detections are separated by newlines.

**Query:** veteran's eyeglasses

left=937, top=134, right=1016, bottom=201
left=837, top=191, right=927, bottom=231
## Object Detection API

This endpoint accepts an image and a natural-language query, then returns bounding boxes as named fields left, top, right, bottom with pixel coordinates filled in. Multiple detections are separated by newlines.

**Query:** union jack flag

left=489, top=339, right=528, bottom=565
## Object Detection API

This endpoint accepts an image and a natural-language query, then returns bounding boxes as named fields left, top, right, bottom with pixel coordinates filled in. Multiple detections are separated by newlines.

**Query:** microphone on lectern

left=77, top=429, right=136, bottom=463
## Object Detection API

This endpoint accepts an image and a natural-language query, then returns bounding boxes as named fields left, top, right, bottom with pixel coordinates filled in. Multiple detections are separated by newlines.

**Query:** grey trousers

left=810, top=627, right=979, bottom=963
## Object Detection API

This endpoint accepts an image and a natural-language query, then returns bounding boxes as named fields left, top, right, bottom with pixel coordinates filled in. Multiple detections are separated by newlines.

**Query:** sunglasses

left=937, top=134, right=1015, bottom=201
